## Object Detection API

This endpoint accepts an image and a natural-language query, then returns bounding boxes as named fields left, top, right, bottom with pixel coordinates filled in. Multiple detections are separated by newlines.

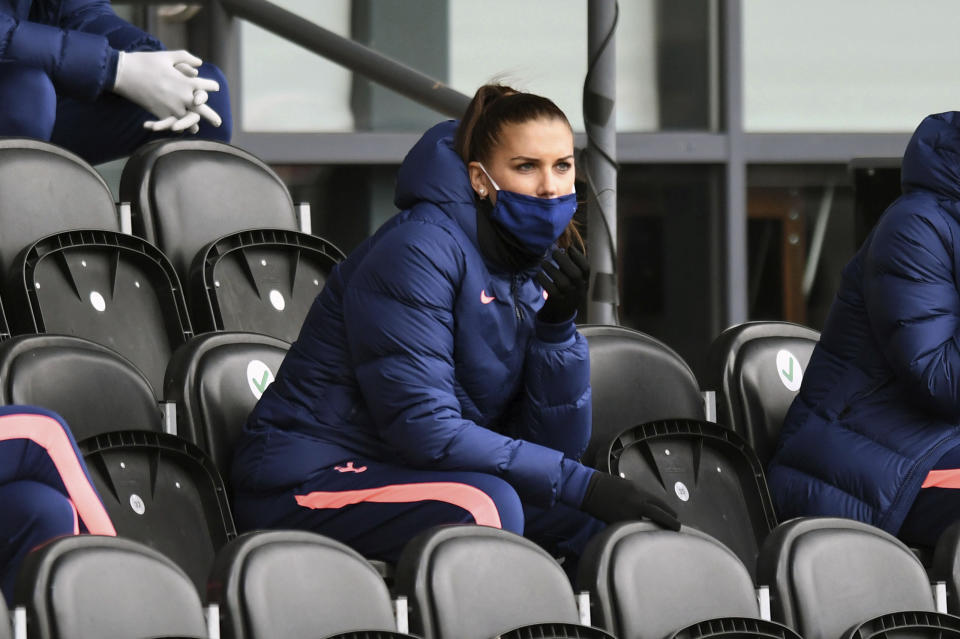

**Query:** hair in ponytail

left=455, top=84, right=584, bottom=251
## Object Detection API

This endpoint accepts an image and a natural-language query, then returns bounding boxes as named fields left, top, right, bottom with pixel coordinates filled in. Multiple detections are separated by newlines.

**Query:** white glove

left=113, top=50, right=222, bottom=133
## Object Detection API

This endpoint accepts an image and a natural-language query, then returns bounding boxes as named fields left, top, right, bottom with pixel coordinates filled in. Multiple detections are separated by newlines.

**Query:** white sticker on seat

left=776, top=349, right=803, bottom=392
left=89, top=291, right=106, bottom=312
left=269, top=289, right=285, bottom=311
left=247, top=359, right=275, bottom=400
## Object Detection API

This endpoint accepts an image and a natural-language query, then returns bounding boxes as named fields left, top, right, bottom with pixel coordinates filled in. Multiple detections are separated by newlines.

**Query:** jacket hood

left=394, top=120, right=475, bottom=212
left=902, top=111, right=960, bottom=200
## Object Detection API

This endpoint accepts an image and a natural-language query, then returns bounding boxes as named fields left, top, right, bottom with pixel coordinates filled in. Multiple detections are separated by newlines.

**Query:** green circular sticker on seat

left=776, top=349, right=803, bottom=392
left=247, top=359, right=275, bottom=400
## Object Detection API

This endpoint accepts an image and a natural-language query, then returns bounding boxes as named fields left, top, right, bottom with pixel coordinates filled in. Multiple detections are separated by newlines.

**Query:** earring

left=479, top=187, right=485, bottom=195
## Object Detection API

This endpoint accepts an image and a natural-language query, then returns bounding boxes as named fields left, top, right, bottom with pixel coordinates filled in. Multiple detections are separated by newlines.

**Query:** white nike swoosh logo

left=481, top=290, right=495, bottom=304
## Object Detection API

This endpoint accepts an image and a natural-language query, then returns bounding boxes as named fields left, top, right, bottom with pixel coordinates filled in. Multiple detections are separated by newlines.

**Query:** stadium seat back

left=580, top=324, right=705, bottom=469
left=605, top=418, right=776, bottom=575
left=79, top=430, right=235, bottom=593
left=0, top=335, right=160, bottom=441
left=0, top=583, right=9, bottom=639
left=0, top=140, right=118, bottom=279
left=704, top=321, right=820, bottom=464
left=209, top=530, right=410, bottom=639
left=7, top=230, right=193, bottom=398
left=14, top=535, right=207, bottom=639
left=165, top=332, right=289, bottom=474
left=578, top=521, right=788, bottom=639
left=933, top=521, right=960, bottom=614
left=189, top=229, right=344, bottom=341
left=119, top=139, right=297, bottom=283
left=396, top=525, right=592, bottom=639
left=758, top=517, right=936, bottom=639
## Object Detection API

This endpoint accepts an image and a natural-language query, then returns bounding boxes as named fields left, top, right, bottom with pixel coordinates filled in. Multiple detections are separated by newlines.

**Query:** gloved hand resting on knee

left=112, top=50, right=223, bottom=135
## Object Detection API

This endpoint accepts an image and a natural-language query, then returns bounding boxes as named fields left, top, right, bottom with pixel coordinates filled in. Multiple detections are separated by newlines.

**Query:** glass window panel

left=448, top=0, right=661, bottom=132
left=448, top=0, right=589, bottom=130
left=744, top=0, right=960, bottom=132
left=241, top=0, right=354, bottom=132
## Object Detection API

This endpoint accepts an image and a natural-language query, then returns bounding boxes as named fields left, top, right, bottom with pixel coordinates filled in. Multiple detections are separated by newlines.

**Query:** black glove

left=580, top=471, right=681, bottom=531
left=535, top=246, right=589, bottom=324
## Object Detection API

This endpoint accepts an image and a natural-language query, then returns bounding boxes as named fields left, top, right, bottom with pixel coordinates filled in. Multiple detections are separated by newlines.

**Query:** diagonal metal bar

left=218, top=0, right=470, bottom=119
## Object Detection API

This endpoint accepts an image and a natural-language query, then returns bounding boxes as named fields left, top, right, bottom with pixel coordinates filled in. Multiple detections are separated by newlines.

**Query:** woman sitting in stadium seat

left=770, top=111, right=960, bottom=548
left=231, top=84, right=679, bottom=576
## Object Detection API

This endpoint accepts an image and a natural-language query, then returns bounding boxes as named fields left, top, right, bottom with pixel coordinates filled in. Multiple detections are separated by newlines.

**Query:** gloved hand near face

left=112, top=50, right=223, bottom=135
left=535, top=246, right=590, bottom=324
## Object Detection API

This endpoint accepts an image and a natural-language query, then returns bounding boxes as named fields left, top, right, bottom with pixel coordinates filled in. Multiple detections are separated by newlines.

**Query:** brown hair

left=455, top=84, right=584, bottom=251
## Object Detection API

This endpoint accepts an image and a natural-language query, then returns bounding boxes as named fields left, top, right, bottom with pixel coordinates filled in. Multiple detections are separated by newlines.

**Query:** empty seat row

left=0, top=137, right=344, bottom=397
left=16, top=515, right=960, bottom=639
left=583, top=321, right=820, bottom=470
left=582, top=322, right=819, bottom=572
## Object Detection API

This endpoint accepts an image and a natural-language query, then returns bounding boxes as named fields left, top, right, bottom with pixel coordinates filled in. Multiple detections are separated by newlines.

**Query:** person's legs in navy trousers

left=0, top=60, right=232, bottom=165
left=899, top=444, right=960, bottom=548
left=233, top=456, right=604, bottom=580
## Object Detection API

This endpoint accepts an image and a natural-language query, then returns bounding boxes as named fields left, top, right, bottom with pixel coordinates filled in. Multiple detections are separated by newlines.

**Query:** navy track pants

left=900, top=444, right=960, bottom=548
left=0, top=406, right=115, bottom=604
left=233, top=457, right=604, bottom=579
left=0, top=60, right=231, bottom=165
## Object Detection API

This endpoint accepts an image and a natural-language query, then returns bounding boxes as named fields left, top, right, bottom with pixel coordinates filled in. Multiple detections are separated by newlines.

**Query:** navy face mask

left=479, top=163, right=578, bottom=256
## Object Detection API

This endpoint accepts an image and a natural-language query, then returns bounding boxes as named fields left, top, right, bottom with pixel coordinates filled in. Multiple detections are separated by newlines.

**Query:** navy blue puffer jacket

left=0, top=0, right=162, bottom=100
left=232, top=121, right=593, bottom=509
left=769, top=111, right=960, bottom=534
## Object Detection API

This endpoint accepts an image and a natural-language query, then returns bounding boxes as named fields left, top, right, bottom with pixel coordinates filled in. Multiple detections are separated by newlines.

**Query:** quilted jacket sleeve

left=863, top=201, right=960, bottom=419
left=342, top=219, right=586, bottom=508
left=509, top=319, right=592, bottom=461
left=58, top=0, right=163, bottom=52
left=0, top=0, right=162, bottom=101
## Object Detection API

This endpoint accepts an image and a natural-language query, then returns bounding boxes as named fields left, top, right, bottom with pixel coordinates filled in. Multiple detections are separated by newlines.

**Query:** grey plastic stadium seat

left=933, top=521, right=960, bottom=614
left=578, top=521, right=800, bottom=639
left=209, top=530, right=415, bottom=639
left=188, top=228, right=344, bottom=342
left=14, top=535, right=207, bottom=639
left=0, top=585, right=9, bottom=639
left=703, top=321, right=820, bottom=465
left=6, top=230, right=193, bottom=398
left=580, top=324, right=705, bottom=469
left=0, top=139, right=119, bottom=282
left=119, top=139, right=345, bottom=342
left=0, top=335, right=162, bottom=441
left=0, top=299, right=10, bottom=343
left=395, top=525, right=615, bottom=639
left=164, top=331, right=289, bottom=474
left=758, top=517, right=956, bottom=639
left=603, top=418, right=776, bottom=577
left=119, top=139, right=298, bottom=286
left=79, top=430, right=236, bottom=593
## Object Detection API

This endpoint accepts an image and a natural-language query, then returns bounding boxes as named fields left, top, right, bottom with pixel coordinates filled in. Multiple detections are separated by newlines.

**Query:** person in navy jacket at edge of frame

left=0, top=405, right=117, bottom=606
left=231, top=84, right=681, bottom=577
left=0, top=0, right=231, bottom=165
left=769, top=111, right=960, bottom=548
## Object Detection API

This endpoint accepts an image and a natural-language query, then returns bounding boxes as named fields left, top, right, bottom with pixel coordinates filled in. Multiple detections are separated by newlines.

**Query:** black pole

left=584, top=0, right=618, bottom=324
left=218, top=0, right=471, bottom=119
